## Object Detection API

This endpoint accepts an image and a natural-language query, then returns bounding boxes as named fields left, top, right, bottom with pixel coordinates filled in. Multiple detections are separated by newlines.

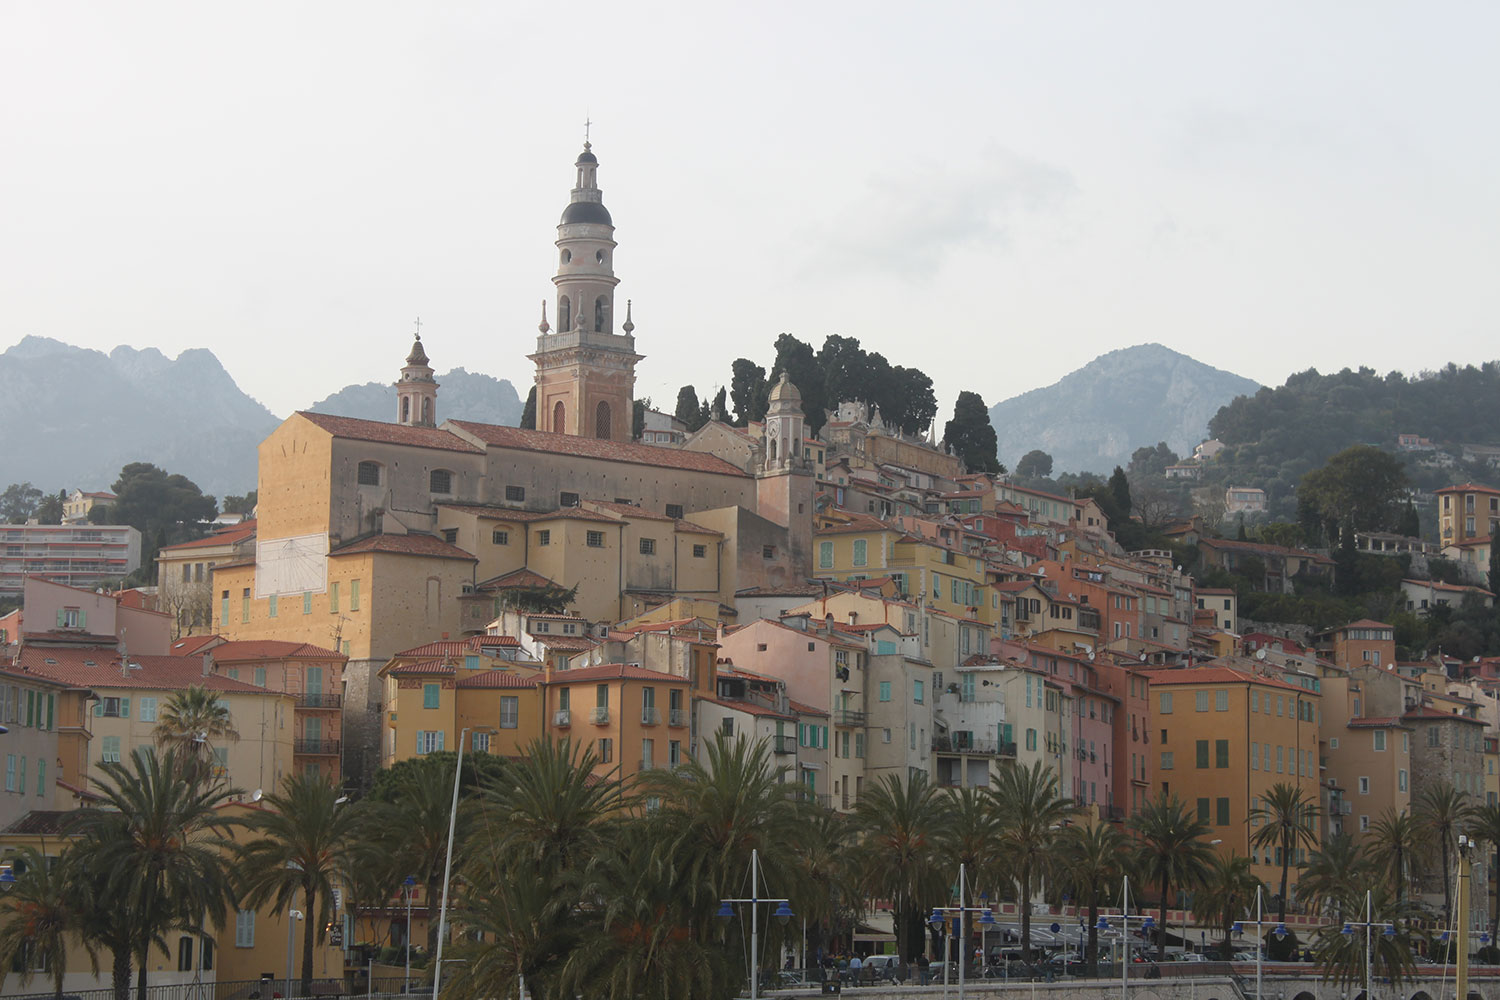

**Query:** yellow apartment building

left=544, top=663, right=697, bottom=783
left=813, top=513, right=991, bottom=626
left=1150, top=664, right=1321, bottom=898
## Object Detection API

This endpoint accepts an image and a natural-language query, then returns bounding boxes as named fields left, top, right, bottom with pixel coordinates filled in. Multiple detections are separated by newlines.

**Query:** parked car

left=862, top=955, right=903, bottom=981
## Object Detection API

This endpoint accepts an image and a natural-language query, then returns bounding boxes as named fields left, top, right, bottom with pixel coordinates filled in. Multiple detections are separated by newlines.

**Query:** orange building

left=1320, top=619, right=1396, bottom=670
left=543, top=663, right=697, bottom=781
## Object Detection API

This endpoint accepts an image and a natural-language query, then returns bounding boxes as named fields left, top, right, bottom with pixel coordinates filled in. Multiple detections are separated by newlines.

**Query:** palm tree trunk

left=1019, top=867, right=1032, bottom=962
left=1158, top=876, right=1169, bottom=961
left=110, top=946, right=131, bottom=1000
left=302, top=883, right=318, bottom=996
left=1086, top=900, right=1099, bottom=976
left=1278, top=830, right=1291, bottom=924
left=1394, top=846, right=1404, bottom=907
left=1441, top=838, right=1452, bottom=919
left=135, top=959, right=147, bottom=1000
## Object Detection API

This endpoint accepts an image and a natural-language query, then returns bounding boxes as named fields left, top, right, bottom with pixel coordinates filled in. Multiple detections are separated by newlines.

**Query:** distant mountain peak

left=987, top=344, right=1259, bottom=474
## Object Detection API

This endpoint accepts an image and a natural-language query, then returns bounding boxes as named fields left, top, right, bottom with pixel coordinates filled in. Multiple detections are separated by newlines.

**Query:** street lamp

left=715, top=849, right=792, bottom=1000
left=431, top=728, right=472, bottom=1000
left=284, top=909, right=304, bottom=999
left=1232, top=883, right=1286, bottom=1000
left=1340, top=888, right=1395, bottom=1000
left=402, top=876, right=416, bottom=994
left=1094, top=876, right=1155, bottom=1000
left=928, top=862, right=995, bottom=1000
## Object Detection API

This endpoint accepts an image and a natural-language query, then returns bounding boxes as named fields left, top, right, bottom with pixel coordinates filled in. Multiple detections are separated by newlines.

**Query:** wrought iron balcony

left=553, top=709, right=571, bottom=727
left=772, top=735, right=796, bottom=754
left=931, top=735, right=1016, bottom=758
left=589, top=706, right=610, bottom=725
left=294, top=739, right=341, bottom=756
left=834, top=709, right=867, bottom=727
left=641, top=707, right=661, bottom=726
left=668, top=708, right=687, bottom=727
left=295, top=692, right=343, bottom=709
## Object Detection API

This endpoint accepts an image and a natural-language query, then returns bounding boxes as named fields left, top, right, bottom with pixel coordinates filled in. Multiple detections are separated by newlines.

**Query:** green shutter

left=120, top=698, right=130, bottom=719
left=55, top=610, right=66, bottom=628
left=417, top=731, right=424, bottom=754
left=78, top=609, right=86, bottom=628
left=26, top=691, right=34, bottom=727
left=94, top=701, right=103, bottom=717
left=46, top=695, right=54, bottom=731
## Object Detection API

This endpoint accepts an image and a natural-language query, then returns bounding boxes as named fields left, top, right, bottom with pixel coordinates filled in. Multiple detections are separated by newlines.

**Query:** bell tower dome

left=528, top=141, right=643, bottom=440
left=396, top=321, right=438, bottom=427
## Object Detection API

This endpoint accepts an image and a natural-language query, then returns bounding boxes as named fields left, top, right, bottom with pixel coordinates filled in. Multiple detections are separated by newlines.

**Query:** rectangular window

left=1195, top=691, right=1210, bottom=712
left=1216, top=739, right=1229, bottom=768
left=1026, top=728, right=1037, bottom=751
left=254, top=667, right=266, bottom=688
left=303, top=591, right=312, bottom=614
left=3, top=755, right=13, bottom=792
left=639, top=538, right=656, bottom=555
left=665, top=503, right=684, bottom=519
left=493, top=530, right=510, bottom=545
left=1276, top=746, right=1284, bottom=773
left=102, top=736, right=122, bottom=763
left=913, top=680, right=924, bottom=704
left=1197, top=797, right=1210, bottom=823
left=1398, top=769, right=1408, bottom=792
left=268, top=594, right=278, bottom=618
left=818, top=541, right=833, bottom=569
left=1251, top=742, right=1259, bottom=770
left=500, top=696, right=519, bottom=729
left=1216, top=797, right=1230, bottom=827
left=560, top=491, right=579, bottom=507
left=1159, top=692, right=1173, bottom=714
left=537, top=530, right=551, bottom=546
left=597, top=737, right=613, bottom=763
left=1251, top=691, right=1259, bottom=712
left=240, top=588, right=250, bottom=623
left=350, top=579, right=360, bottom=611
left=35, top=759, right=45, bottom=797
left=1160, top=751, right=1174, bottom=769
left=329, top=581, right=340, bottom=613
left=1215, top=690, right=1228, bottom=712
left=852, top=539, right=867, bottom=566
left=416, top=731, right=444, bottom=754
left=1195, top=740, right=1209, bottom=768
left=235, top=909, right=255, bottom=948
left=140, top=697, right=158, bottom=723
left=505, top=485, right=525, bottom=502
left=879, top=682, right=891, bottom=702
left=692, top=544, right=706, bottom=558
left=586, top=531, right=605, bottom=548
left=423, top=684, right=441, bottom=709
left=855, top=731, right=865, bottom=758
left=1374, top=731, right=1386, bottom=751
left=1359, top=776, right=1370, bottom=794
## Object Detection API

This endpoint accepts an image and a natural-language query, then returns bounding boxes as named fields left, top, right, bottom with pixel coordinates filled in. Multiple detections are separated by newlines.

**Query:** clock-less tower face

left=528, top=143, right=642, bottom=442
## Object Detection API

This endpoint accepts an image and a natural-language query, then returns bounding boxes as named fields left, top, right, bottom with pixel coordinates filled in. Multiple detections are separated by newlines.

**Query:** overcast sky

left=3, top=2, right=1497, bottom=421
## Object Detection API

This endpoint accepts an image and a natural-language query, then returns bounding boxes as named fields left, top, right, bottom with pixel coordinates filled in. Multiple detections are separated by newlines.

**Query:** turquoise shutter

left=55, top=610, right=66, bottom=628
left=94, top=701, right=103, bottom=717
left=46, top=695, right=54, bottom=731
left=120, top=698, right=130, bottom=719
left=78, top=609, right=86, bottom=628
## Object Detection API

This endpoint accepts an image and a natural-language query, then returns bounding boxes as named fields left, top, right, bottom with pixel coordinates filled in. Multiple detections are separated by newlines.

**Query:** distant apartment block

left=0, top=524, right=142, bottom=596
left=1224, top=486, right=1267, bottom=514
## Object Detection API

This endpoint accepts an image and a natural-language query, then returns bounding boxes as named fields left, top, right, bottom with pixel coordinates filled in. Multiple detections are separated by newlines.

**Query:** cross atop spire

left=413, top=315, right=423, bottom=341
left=583, top=115, right=592, bottom=150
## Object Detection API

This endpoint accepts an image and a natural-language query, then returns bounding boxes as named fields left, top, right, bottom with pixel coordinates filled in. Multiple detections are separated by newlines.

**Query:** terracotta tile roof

left=169, top=635, right=223, bottom=656
left=1148, top=665, right=1311, bottom=693
left=1403, top=706, right=1485, bottom=723
left=1401, top=578, right=1494, bottom=596
left=3, top=809, right=88, bottom=835
left=456, top=670, right=540, bottom=690
left=531, top=635, right=596, bottom=651
left=1347, top=717, right=1408, bottom=728
left=297, top=411, right=484, bottom=453
left=1436, top=483, right=1500, bottom=495
left=386, top=661, right=454, bottom=676
left=477, top=568, right=558, bottom=590
left=81, top=491, right=117, bottom=500
left=447, top=420, right=749, bottom=477
left=734, top=584, right=822, bottom=597
left=1335, top=619, right=1394, bottom=631
left=202, top=640, right=345, bottom=662
left=158, top=520, right=257, bottom=552
left=393, top=636, right=521, bottom=658
left=1198, top=537, right=1335, bottom=564
left=1196, top=587, right=1236, bottom=595
left=0, top=668, right=77, bottom=690
left=817, top=513, right=897, bottom=535
left=697, top=695, right=795, bottom=720
left=787, top=699, right=829, bottom=716
left=330, top=533, right=477, bottom=561
left=547, top=663, right=687, bottom=684
left=16, top=647, right=281, bottom=694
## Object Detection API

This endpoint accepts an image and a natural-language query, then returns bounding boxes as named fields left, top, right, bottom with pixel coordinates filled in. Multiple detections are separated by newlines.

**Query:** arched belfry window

left=558, top=296, right=571, bottom=333
left=595, top=401, right=612, bottom=440
left=594, top=296, right=607, bottom=333
left=552, top=401, right=566, bottom=434
left=401, top=397, right=410, bottom=423
left=421, top=397, right=431, bottom=424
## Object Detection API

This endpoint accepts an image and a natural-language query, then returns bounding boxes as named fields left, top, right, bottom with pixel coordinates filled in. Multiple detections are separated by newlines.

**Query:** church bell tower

left=528, top=140, right=643, bottom=440
left=396, top=322, right=438, bottom=427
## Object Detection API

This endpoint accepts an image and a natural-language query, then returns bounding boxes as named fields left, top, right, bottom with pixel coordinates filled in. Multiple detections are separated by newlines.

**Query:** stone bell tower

left=396, top=322, right=438, bottom=427
left=528, top=141, right=642, bottom=440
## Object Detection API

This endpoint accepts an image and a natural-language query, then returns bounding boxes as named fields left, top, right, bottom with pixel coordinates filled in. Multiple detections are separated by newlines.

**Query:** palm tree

left=1416, top=780, right=1472, bottom=919
left=993, top=759, right=1073, bottom=961
left=1297, top=833, right=1371, bottom=924
left=153, top=684, right=240, bottom=766
left=1130, top=791, right=1215, bottom=961
left=851, top=771, right=948, bottom=962
left=1310, top=882, right=1420, bottom=990
left=938, top=785, right=1006, bottom=970
left=1194, top=853, right=1260, bottom=958
left=69, top=748, right=239, bottom=1000
left=1367, top=808, right=1421, bottom=908
left=1055, top=820, right=1129, bottom=974
left=482, top=736, right=622, bottom=875
left=0, top=848, right=92, bottom=999
left=785, top=805, right=857, bottom=962
left=236, top=772, right=363, bottom=996
left=447, top=842, right=575, bottom=1000
left=1466, top=802, right=1500, bottom=947
left=1248, top=782, right=1319, bottom=924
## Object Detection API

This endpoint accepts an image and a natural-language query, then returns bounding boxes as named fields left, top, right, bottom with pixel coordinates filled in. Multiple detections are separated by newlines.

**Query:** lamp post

left=1094, top=876, right=1155, bottom=1000
left=402, top=875, right=416, bottom=994
left=1340, top=888, right=1395, bottom=1000
left=927, top=862, right=995, bottom=1000
left=432, top=727, right=470, bottom=1000
left=284, top=909, right=304, bottom=999
left=715, top=848, right=792, bottom=1000
left=1232, top=883, right=1284, bottom=1000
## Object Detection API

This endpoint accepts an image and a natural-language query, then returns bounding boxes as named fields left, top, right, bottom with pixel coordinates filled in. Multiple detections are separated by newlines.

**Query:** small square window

left=442, top=528, right=458, bottom=544
left=639, top=538, right=656, bottom=555
left=763, top=545, right=776, bottom=559
left=357, top=462, right=380, bottom=486
left=560, top=491, right=580, bottom=507
left=429, top=470, right=452, bottom=494
left=692, top=544, right=706, bottom=558
left=665, top=503, right=684, bottom=519
left=505, top=485, right=525, bottom=502
left=492, top=530, right=509, bottom=545
left=586, top=531, right=605, bottom=548
left=537, top=530, right=551, bottom=546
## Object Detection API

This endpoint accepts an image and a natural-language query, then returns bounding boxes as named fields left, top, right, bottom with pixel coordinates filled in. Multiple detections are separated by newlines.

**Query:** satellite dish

left=251, top=789, right=263, bottom=803
left=1139, top=653, right=1148, bottom=663
left=1256, top=649, right=1267, bottom=661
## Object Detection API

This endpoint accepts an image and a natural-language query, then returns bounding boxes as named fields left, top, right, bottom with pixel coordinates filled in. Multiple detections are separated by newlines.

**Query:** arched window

left=595, top=401, right=612, bottom=440
left=552, top=401, right=566, bottom=434
left=401, top=396, right=410, bottom=423
left=558, top=296, right=571, bottom=333
left=429, top=470, right=453, bottom=494
left=768, top=438, right=778, bottom=463
left=421, top=397, right=431, bottom=425
left=357, top=461, right=381, bottom=486
left=594, top=296, right=607, bottom=332
left=560, top=249, right=571, bottom=265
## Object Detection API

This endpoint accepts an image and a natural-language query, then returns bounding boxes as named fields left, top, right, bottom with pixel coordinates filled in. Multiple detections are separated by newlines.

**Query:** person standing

left=916, top=952, right=930, bottom=986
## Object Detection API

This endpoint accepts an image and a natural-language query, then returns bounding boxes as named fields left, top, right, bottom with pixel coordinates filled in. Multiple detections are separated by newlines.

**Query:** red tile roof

left=478, top=568, right=558, bottom=590
left=1335, top=619, right=1393, bottom=631
left=297, top=411, right=485, bottom=453
left=202, top=640, right=345, bottom=662
left=817, top=513, right=898, bottom=535
left=1147, top=665, right=1311, bottom=693
left=169, top=635, right=223, bottom=656
left=787, top=699, right=829, bottom=717
left=447, top=420, right=749, bottom=477
left=1403, top=706, right=1485, bottom=723
left=1347, top=717, right=1408, bottom=728
left=158, top=521, right=257, bottom=552
left=330, top=533, right=477, bottom=560
left=1435, top=483, right=1500, bottom=495
left=547, top=663, right=688, bottom=684
left=393, top=636, right=521, bottom=658
left=16, top=647, right=280, bottom=694
left=697, top=695, right=794, bottom=720
left=457, top=670, right=540, bottom=690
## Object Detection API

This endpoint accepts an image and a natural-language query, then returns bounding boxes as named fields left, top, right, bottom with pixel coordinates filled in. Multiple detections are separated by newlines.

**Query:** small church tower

left=756, top=371, right=815, bottom=569
left=396, top=324, right=438, bottom=427
left=528, top=141, right=642, bottom=440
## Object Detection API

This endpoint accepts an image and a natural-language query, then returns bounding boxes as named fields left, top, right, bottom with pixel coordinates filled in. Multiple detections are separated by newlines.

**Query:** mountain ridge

left=987, top=343, right=1260, bottom=474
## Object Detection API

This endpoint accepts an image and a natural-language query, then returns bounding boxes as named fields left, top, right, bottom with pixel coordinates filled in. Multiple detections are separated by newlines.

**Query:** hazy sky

left=3, top=2, right=1497, bottom=421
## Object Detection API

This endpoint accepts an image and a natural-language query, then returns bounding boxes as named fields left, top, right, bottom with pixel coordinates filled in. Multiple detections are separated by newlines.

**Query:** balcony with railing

left=641, top=707, right=661, bottom=726
left=834, top=708, right=867, bottom=727
left=931, top=735, right=1017, bottom=758
left=668, top=708, right=687, bottom=727
left=553, top=709, right=571, bottom=727
left=589, top=706, right=610, bottom=725
left=294, top=739, right=341, bottom=756
left=294, top=692, right=343, bottom=710
left=772, top=734, right=796, bottom=755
